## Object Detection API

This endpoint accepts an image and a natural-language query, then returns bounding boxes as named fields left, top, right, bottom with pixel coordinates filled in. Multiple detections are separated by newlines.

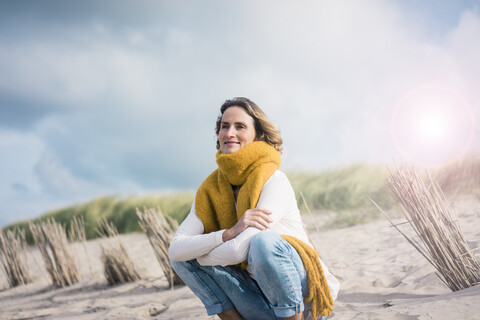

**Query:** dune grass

left=287, top=163, right=397, bottom=228
left=4, top=192, right=194, bottom=244
left=289, top=156, right=480, bottom=228
left=0, top=228, right=32, bottom=288
left=30, top=219, right=80, bottom=287
left=97, top=219, right=142, bottom=285
left=373, top=164, right=480, bottom=291
left=432, top=155, right=480, bottom=197
left=3, top=156, right=480, bottom=240
left=137, top=207, right=184, bottom=288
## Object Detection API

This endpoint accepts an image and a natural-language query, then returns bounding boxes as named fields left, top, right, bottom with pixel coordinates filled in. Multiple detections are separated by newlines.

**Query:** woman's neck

left=232, top=185, right=241, bottom=201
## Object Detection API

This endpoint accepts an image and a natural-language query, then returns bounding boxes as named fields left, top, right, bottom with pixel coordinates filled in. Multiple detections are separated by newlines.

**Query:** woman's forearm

left=197, top=227, right=261, bottom=266
left=169, top=230, right=224, bottom=261
left=168, top=207, right=225, bottom=261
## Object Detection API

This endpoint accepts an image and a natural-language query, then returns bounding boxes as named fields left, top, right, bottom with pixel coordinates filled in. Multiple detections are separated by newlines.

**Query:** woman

left=169, top=97, right=340, bottom=320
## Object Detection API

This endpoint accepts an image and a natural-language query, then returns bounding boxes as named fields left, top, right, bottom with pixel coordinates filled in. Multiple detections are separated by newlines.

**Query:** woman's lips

left=225, top=141, right=240, bottom=145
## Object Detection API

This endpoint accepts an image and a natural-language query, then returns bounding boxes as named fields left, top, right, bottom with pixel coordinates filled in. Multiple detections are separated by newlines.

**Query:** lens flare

left=415, top=111, right=446, bottom=141
left=391, top=86, right=474, bottom=167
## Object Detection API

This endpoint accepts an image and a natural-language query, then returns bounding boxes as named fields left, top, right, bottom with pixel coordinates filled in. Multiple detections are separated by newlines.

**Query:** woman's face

left=219, top=106, right=257, bottom=154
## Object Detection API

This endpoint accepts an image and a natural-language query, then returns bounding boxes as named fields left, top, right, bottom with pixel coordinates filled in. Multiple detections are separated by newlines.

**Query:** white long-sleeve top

left=168, top=170, right=340, bottom=301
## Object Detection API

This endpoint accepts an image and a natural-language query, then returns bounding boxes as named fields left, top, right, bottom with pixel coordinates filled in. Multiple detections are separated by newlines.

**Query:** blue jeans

left=171, top=231, right=328, bottom=319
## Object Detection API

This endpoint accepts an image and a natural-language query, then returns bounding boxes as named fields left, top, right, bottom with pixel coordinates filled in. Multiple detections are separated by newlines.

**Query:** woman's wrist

left=222, top=227, right=238, bottom=242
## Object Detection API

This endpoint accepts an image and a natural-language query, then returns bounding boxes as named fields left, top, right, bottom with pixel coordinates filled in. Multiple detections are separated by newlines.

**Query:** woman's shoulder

left=264, top=170, right=292, bottom=188
left=271, top=169, right=287, bottom=179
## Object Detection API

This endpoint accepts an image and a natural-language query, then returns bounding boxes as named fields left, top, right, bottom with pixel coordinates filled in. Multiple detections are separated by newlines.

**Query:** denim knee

left=248, top=231, right=307, bottom=318
left=249, top=231, right=287, bottom=261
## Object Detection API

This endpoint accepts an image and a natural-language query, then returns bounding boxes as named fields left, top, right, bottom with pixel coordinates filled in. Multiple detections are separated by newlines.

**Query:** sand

left=1, top=196, right=479, bottom=320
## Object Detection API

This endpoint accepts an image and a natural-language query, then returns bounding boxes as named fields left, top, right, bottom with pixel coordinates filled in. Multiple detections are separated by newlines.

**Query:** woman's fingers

left=251, top=221, right=268, bottom=230
left=243, top=208, right=273, bottom=229
left=255, top=207, right=272, bottom=216
left=247, top=216, right=269, bottom=230
left=253, top=208, right=273, bottom=222
left=227, top=208, right=274, bottom=240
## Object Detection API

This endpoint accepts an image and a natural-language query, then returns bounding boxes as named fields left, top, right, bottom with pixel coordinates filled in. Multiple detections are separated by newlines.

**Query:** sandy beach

left=1, top=196, right=479, bottom=320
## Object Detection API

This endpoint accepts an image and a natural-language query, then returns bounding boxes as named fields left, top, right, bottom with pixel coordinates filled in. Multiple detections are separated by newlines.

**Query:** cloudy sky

left=1, top=0, right=480, bottom=227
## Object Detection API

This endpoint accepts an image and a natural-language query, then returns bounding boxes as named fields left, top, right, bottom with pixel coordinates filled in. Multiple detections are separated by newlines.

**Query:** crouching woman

left=169, top=97, right=340, bottom=320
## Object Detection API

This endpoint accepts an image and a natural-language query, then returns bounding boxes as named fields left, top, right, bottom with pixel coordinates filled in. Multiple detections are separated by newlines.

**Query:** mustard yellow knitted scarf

left=195, top=141, right=333, bottom=318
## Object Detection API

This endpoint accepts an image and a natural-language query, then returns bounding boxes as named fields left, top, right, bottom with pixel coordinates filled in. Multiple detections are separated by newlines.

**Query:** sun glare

left=421, top=116, right=445, bottom=140
left=414, top=108, right=448, bottom=142
left=391, top=86, right=474, bottom=167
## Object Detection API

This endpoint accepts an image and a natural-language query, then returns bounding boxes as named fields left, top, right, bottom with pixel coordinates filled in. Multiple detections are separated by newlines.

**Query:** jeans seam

left=277, top=239, right=297, bottom=300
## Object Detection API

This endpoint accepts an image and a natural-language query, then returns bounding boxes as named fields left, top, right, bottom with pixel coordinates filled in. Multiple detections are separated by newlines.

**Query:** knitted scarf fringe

left=281, top=235, right=334, bottom=318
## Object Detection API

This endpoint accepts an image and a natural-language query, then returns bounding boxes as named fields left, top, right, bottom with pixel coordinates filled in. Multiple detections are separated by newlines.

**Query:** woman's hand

left=222, top=208, right=273, bottom=242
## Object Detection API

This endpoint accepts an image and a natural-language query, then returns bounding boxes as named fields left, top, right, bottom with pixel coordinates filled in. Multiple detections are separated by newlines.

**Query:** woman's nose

left=226, top=126, right=236, bottom=137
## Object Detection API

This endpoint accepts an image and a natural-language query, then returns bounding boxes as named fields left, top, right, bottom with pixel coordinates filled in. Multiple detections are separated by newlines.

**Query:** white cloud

left=0, top=129, right=44, bottom=194
left=33, top=150, right=93, bottom=195
left=0, top=129, right=45, bottom=225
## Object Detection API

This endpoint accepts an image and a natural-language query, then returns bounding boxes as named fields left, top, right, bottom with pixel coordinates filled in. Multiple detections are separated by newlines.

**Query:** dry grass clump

left=68, top=216, right=93, bottom=277
left=372, top=164, right=480, bottom=291
left=30, top=219, right=80, bottom=287
left=0, top=228, right=32, bottom=288
left=137, top=207, right=183, bottom=288
left=97, top=219, right=141, bottom=285
left=68, top=216, right=87, bottom=243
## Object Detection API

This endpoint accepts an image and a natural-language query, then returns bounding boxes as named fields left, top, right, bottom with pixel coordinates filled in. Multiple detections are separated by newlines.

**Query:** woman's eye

left=236, top=125, right=245, bottom=129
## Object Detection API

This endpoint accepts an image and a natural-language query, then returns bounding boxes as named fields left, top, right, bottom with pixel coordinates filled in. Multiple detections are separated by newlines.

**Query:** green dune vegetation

left=4, top=157, right=479, bottom=244
left=4, top=193, right=195, bottom=244
left=288, top=163, right=397, bottom=228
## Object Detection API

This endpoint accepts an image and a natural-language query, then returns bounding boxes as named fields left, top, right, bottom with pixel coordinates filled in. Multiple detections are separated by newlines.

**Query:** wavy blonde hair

left=215, top=97, right=283, bottom=152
